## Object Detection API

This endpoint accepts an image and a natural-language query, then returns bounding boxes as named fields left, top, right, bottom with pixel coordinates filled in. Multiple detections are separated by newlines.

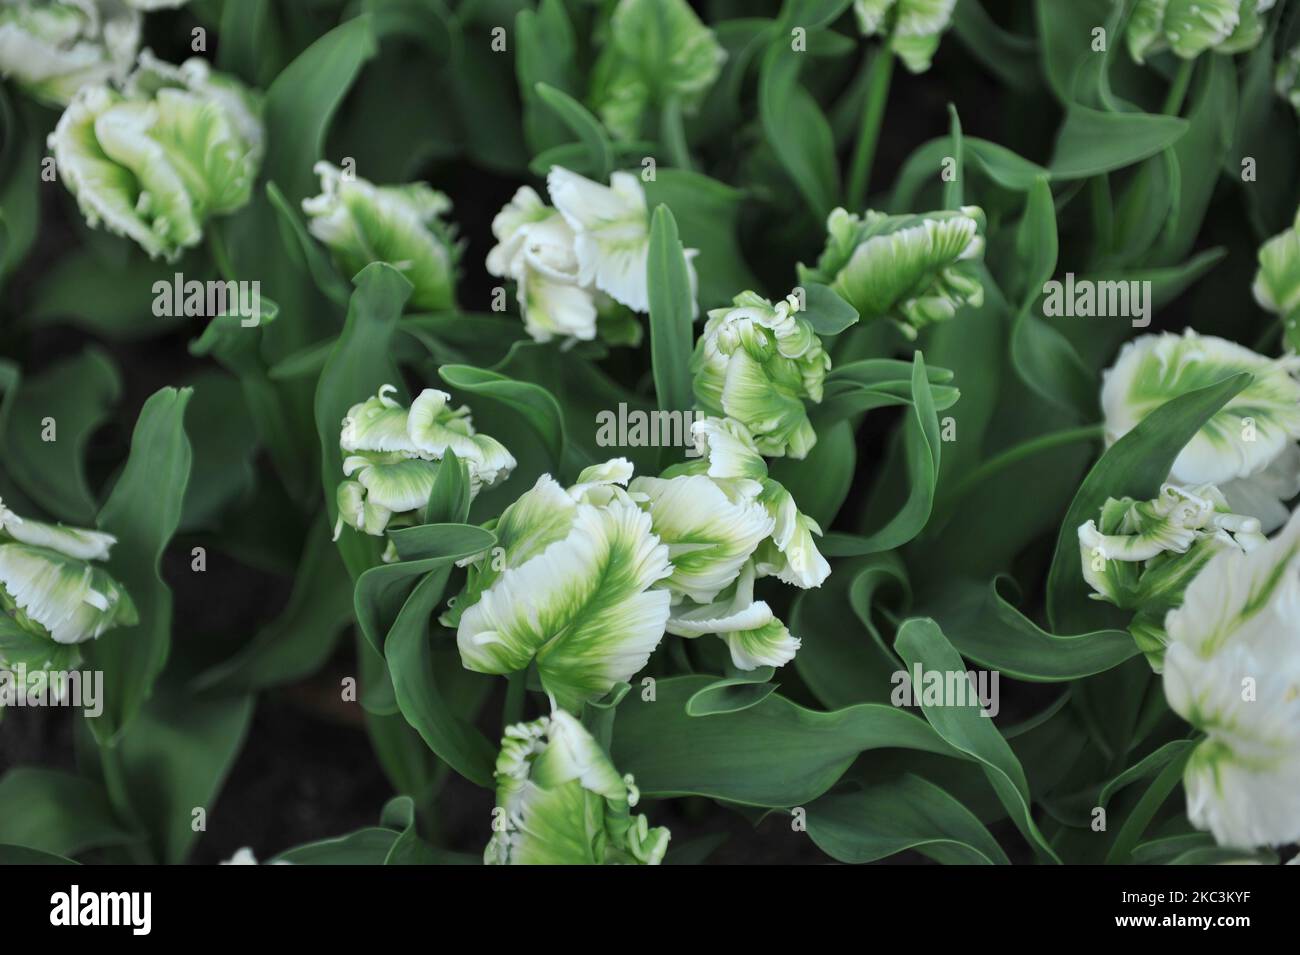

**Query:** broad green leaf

left=0, top=768, right=135, bottom=857
left=612, top=675, right=959, bottom=807
left=117, top=690, right=253, bottom=864
left=266, top=180, right=351, bottom=306
left=83, top=388, right=194, bottom=741
left=645, top=205, right=696, bottom=416
left=437, top=363, right=565, bottom=466
left=1049, top=106, right=1189, bottom=180
left=926, top=576, right=1139, bottom=681
left=515, top=1, right=579, bottom=155
left=822, top=352, right=939, bottom=555
left=894, top=618, right=1062, bottom=864
left=262, top=14, right=379, bottom=202
left=274, top=828, right=399, bottom=864
left=315, top=263, right=411, bottom=579
left=758, top=40, right=838, bottom=219
left=685, top=667, right=778, bottom=716
left=807, top=773, right=1011, bottom=864
left=793, top=552, right=910, bottom=708
left=0, top=349, right=120, bottom=524
left=534, top=82, right=613, bottom=180
left=800, top=282, right=859, bottom=336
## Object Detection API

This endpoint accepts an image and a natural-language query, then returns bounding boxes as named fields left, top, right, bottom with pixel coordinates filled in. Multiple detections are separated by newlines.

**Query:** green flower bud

left=1078, top=483, right=1264, bottom=669
left=799, top=206, right=986, bottom=340
left=452, top=460, right=673, bottom=711
left=333, top=385, right=515, bottom=542
left=590, top=0, right=726, bottom=141
left=48, top=51, right=263, bottom=261
left=303, top=162, right=460, bottom=312
left=691, top=291, right=830, bottom=459
left=854, top=0, right=957, bottom=73
left=485, top=710, right=669, bottom=864
left=0, top=0, right=139, bottom=107
left=0, top=498, right=136, bottom=670
left=1126, top=0, right=1275, bottom=64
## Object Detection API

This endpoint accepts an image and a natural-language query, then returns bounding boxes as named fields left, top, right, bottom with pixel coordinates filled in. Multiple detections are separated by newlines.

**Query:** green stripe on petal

left=457, top=501, right=672, bottom=710
left=485, top=712, right=669, bottom=864
left=1101, top=331, right=1300, bottom=495
left=0, top=543, right=136, bottom=645
left=303, top=161, right=459, bottom=311
left=631, top=473, right=773, bottom=603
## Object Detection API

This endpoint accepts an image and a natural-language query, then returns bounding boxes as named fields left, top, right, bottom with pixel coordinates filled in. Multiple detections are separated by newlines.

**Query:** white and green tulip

left=1162, top=505, right=1300, bottom=849
left=590, top=0, right=726, bottom=140
left=1253, top=206, right=1300, bottom=340
left=303, top=161, right=460, bottom=311
left=0, top=498, right=136, bottom=669
left=1078, top=483, right=1265, bottom=669
left=800, top=206, right=985, bottom=340
left=48, top=51, right=263, bottom=261
left=636, top=416, right=828, bottom=670
left=1101, top=330, right=1300, bottom=532
left=451, top=459, right=673, bottom=711
left=488, top=168, right=697, bottom=345
left=854, top=0, right=958, bottom=73
left=1125, top=0, right=1276, bottom=63
left=333, top=384, right=515, bottom=542
left=0, top=0, right=140, bottom=107
left=484, top=709, right=669, bottom=865
left=691, top=290, right=830, bottom=458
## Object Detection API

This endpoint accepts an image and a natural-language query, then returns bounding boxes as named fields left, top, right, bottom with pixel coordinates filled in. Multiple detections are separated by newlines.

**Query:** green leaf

left=927, top=576, right=1139, bottom=681
left=0, top=349, right=120, bottom=524
left=315, top=263, right=411, bottom=578
left=82, top=388, right=193, bottom=741
left=437, top=364, right=565, bottom=466
left=516, top=1, right=580, bottom=155
left=822, top=352, right=940, bottom=555
left=894, top=618, right=1062, bottom=864
left=800, top=282, right=859, bottom=336
left=685, top=667, right=778, bottom=716
left=381, top=545, right=499, bottom=787
left=758, top=40, right=838, bottom=219
left=611, top=675, right=959, bottom=807
left=645, top=204, right=696, bottom=415
left=642, top=169, right=758, bottom=308
left=807, top=773, right=1011, bottom=864
left=793, top=552, right=910, bottom=708
left=1045, top=372, right=1251, bottom=632
left=0, top=768, right=135, bottom=857
left=262, top=14, right=379, bottom=202
left=534, top=82, right=613, bottom=180
left=274, top=828, right=399, bottom=864
left=1048, top=105, right=1189, bottom=180
left=266, top=180, right=351, bottom=306
left=1013, top=176, right=1059, bottom=311
left=117, top=690, right=253, bottom=864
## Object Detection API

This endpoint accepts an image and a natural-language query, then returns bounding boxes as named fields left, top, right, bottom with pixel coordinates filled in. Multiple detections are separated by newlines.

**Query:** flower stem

left=503, top=670, right=526, bottom=728
left=100, top=742, right=154, bottom=864
left=846, top=47, right=894, bottom=211
left=1162, top=58, right=1195, bottom=116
